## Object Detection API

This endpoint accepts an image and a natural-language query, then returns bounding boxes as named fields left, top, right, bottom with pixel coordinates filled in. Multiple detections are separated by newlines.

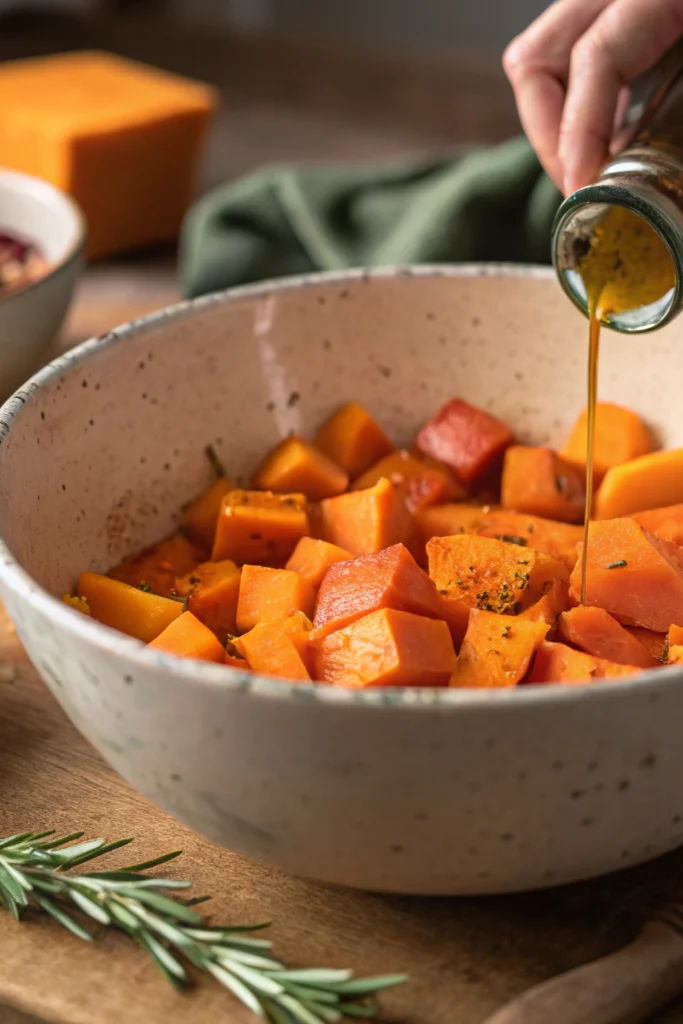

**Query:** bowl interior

left=0, top=266, right=680, bottom=600
left=0, top=169, right=83, bottom=265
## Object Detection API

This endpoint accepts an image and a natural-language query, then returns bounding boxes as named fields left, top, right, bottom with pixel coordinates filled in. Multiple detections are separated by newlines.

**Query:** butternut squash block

left=314, top=401, right=393, bottom=479
left=595, top=449, right=683, bottom=519
left=416, top=398, right=513, bottom=485
left=77, top=571, right=183, bottom=642
left=212, top=490, right=309, bottom=565
left=236, top=565, right=316, bottom=633
left=285, top=537, right=353, bottom=590
left=108, top=532, right=201, bottom=597
left=518, top=579, right=570, bottom=627
left=0, top=51, right=217, bottom=258
left=625, top=626, right=667, bottom=663
left=561, top=402, right=655, bottom=482
left=148, top=611, right=225, bottom=663
left=316, top=609, right=455, bottom=688
left=253, top=436, right=348, bottom=500
left=451, top=609, right=548, bottom=688
left=182, top=477, right=232, bottom=550
left=320, top=478, right=412, bottom=556
left=526, top=641, right=643, bottom=685
left=235, top=615, right=312, bottom=681
left=632, top=504, right=683, bottom=546
left=175, top=559, right=241, bottom=636
left=557, top=606, right=657, bottom=668
left=570, top=519, right=683, bottom=631
left=352, top=450, right=465, bottom=511
left=501, top=446, right=585, bottom=523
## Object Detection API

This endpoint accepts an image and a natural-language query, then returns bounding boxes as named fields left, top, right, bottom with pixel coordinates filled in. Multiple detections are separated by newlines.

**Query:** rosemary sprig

left=0, top=831, right=405, bottom=1022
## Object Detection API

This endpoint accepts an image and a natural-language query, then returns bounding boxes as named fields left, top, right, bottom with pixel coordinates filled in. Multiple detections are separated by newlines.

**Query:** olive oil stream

left=577, top=207, right=676, bottom=602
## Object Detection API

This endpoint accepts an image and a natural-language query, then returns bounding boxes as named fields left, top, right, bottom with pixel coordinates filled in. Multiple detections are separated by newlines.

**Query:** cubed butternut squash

left=451, top=609, right=548, bottom=688
left=108, top=532, right=201, bottom=597
left=352, top=450, right=465, bottom=511
left=625, top=626, right=668, bottom=663
left=314, top=401, right=393, bottom=479
left=285, top=537, right=353, bottom=590
left=526, top=640, right=644, bottom=685
left=175, top=559, right=241, bottom=636
left=557, top=606, right=658, bottom=668
left=182, top=477, right=232, bottom=550
left=77, top=571, right=183, bottom=642
left=561, top=402, right=655, bottom=482
left=236, top=565, right=316, bottom=633
left=253, top=436, right=348, bottom=500
left=570, top=518, right=683, bottom=631
left=632, top=504, right=683, bottom=545
left=235, top=614, right=312, bottom=681
left=668, top=624, right=683, bottom=647
left=316, top=608, right=455, bottom=688
left=596, top=449, right=683, bottom=519
left=148, top=611, right=226, bottom=663
left=668, top=644, right=683, bottom=665
left=319, top=478, right=412, bottom=556
left=518, top=579, right=570, bottom=626
left=212, top=490, right=309, bottom=565
left=501, top=445, right=585, bottom=523
left=416, top=398, right=513, bottom=484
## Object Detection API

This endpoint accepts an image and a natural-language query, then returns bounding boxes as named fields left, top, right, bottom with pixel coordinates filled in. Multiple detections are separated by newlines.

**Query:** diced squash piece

left=519, top=579, right=570, bottom=626
left=182, top=477, right=232, bottom=550
left=352, top=450, right=465, bottom=512
left=319, top=478, right=412, bottom=556
left=236, top=616, right=311, bottom=681
left=236, top=565, right=316, bottom=633
left=212, top=490, right=309, bottom=565
left=314, top=401, right=393, bottom=479
left=148, top=611, right=226, bottom=663
left=253, top=436, right=348, bottom=500
left=557, top=606, right=657, bottom=668
left=109, top=532, right=201, bottom=597
left=416, top=398, right=513, bottom=484
left=316, top=608, right=455, bottom=688
left=625, top=626, right=667, bottom=663
left=63, top=594, right=90, bottom=615
left=175, top=559, right=241, bottom=636
left=77, top=571, right=183, bottom=642
left=312, top=543, right=444, bottom=641
left=526, top=640, right=644, bottom=685
left=667, top=645, right=683, bottom=665
left=561, top=402, right=655, bottom=482
left=632, top=504, right=683, bottom=545
left=426, top=534, right=568, bottom=617
left=669, top=624, right=683, bottom=646
left=596, top=450, right=683, bottom=519
left=501, top=446, right=585, bottom=523
left=451, top=609, right=548, bottom=688
left=285, top=537, right=353, bottom=590
left=414, top=504, right=582, bottom=570
left=570, top=518, right=683, bottom=631
left=0, top=51, right=217, bottom=259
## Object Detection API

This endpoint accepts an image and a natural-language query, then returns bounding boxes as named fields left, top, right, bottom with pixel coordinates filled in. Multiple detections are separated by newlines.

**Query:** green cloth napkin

left=179, top=136, right=562, bottom=299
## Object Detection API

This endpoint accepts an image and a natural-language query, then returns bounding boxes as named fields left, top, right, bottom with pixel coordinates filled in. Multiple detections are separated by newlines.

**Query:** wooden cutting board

left=3, top=286, right=683, bottom=1024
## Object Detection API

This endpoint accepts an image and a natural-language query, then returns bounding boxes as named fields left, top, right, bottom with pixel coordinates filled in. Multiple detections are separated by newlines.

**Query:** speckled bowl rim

left=0, top=168, right=86, bottom=308
left=0, top=262, right=680, bottom=710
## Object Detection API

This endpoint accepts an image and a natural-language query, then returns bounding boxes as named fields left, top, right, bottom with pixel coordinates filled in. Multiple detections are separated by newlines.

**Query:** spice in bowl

left=0, top=230, right=50, bottom=295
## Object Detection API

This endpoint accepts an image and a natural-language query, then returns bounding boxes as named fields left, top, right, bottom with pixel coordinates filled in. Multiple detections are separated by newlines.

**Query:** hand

left=503, top=0, right=683, bottom=196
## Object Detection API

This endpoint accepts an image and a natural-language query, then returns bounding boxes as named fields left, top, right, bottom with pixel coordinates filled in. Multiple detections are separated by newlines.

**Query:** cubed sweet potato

left=108, top=532, right=202, bottom=597
left=561, top=402, right=655, bottom=482
left=625, top=626, right=668, bottom=663
left=175, top=559, right=241, bottom=636
left=518, top=579, right=570, bottom=626
left=352, top=450, right=465, bottom=512
left=667, top=644, right=683, bottom=665
left=77, top=572, right=183, bottom=642
left=451, top=609, right=548, bottom=688
left=596, top=449, right=683, bottom=519
left=557, top=606, right=657, bottom=668
left=235, top=614, right=312, bottom=680
left=501, top=446, right=585, bottom=523
left=314, top=401, right=393, bottom=479
left=253, top=436, right=348, bottom=500
left=312, top=542, right=444, bottom=641
left=570, top=518, right=683, bottom=631
left=212, top=490, right=309, bottom=565
left=148, top=611, right=226, bottom=663
left=285, top=537, right=353, bottom=590
left=416, top=398, right=513, bottom=484
left=181, top=477, right=232, bottom=550
left=236, top=565, right=316, bottom=633
left=669, top=624, right=683, bottom=647
left=632, top=504, right=683, bottom=545
left=526, top=640, right=644, bottom=685
left=316, top=608, right=455, bottom=688
left=319, top=478, right=412, bottom=556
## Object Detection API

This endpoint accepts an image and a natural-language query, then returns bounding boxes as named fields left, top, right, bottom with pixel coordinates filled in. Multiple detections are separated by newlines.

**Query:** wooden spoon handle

left=482, top=921, right=683, bottom=1024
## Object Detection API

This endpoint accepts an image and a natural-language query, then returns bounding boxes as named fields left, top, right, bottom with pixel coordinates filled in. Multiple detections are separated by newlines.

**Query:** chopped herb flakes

left=498, top=534, right=528, bottom=547
left=605, top=559, right=628, bottom=569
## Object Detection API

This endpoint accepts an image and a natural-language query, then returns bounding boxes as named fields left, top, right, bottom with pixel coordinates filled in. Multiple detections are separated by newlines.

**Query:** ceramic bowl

left=0, top=169, right=85, bottom=399
left=0, top=265, right=680, bottom=896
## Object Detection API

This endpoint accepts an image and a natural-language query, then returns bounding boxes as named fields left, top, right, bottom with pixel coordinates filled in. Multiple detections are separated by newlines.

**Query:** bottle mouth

left=552, top=184, right=681, bottom=333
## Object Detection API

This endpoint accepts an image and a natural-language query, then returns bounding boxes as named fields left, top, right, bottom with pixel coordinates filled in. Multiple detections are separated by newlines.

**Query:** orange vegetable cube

left=316, top=608, right=455, bottom=688
left=501, top=446, right=585, bottom=523
left=451, top=609, right=548, bottom=688
left=668, top=644, right=683, bottom=665
left=570, top=518, right=683, bottom=631
left=669, top=624, right=683, bottom=646
left=632, top=504, right=683, bottom=546
left=235, top=614, right=312, bottom=681
left=253, top=436, right=349, bottom=500
left=285, top=537, right=353, bottom=590
left=526, top=641, right=644, bottom=685
left=312, top=542, right=444, bottom=641
left=352, top=449, right=465, bottom=512
left=182, top=477, right=232, bottom=550
left=212, top=490, right=309, bottom=565
left=148, top=611, right=226, bottom=663
left=518, top=579, right=570, bottom=626
left=108, top=532, right=201, bottom=597
left=77, top=572, right=183, bottom=642
left=319, top=478, right=412, bottom=556
left=314, top=401, right=393, bottom=479
left=236, top=565, right=316, bottom=633
left=561, top=402, right=655, bottom=482
left=416, top=398, right=513, bottom=484
left=557, top=606, right=657, bottom=668
left=625, top=626, right=667, bottom=663
left=175, top=559, right=241, bottom=636
left=595, top=449, right=683, bottom=519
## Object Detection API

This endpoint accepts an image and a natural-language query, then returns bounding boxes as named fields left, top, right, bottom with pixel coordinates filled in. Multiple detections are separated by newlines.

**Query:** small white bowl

left=0, top=169, right=85, bottom=398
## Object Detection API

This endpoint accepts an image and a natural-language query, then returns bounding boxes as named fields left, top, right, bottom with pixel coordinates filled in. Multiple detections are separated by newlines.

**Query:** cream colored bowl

left=0, top=266, right=679, bottom=895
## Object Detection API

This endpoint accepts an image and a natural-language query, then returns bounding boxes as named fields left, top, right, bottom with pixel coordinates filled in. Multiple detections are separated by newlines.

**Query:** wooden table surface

left=4, top=290, right=683, bottom=1024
